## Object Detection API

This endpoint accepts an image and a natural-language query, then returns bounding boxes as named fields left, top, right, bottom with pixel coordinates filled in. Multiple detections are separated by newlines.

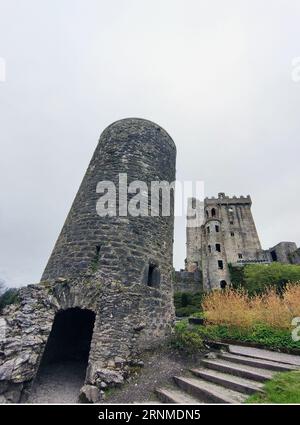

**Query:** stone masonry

left=0, top=118, right=177, bottom=403
left=185, top=192, right=299, bottom=291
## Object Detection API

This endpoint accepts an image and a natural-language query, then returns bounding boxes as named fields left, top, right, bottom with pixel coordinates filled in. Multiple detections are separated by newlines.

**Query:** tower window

left=230, top=220, right=234, bottom=225
left=230, top=232, right=235, bottom=237
left=146, top=262, right=160, bottom=288
left=216, top=244, right=221, bottom=252
left=220, top=280, right=227, bottom=289
left=271, top=250, right=278, bottom=262
left=211, top=208, right=216, bottom=217
left=218, top=260, right=224, bottom=270
left=206, top=226, right=210, bottom=234
left=238, top=253, right=243, bottom=259
left=208, top=245, right=212, bottom=253
left=215, top=225, right=220, bottom=233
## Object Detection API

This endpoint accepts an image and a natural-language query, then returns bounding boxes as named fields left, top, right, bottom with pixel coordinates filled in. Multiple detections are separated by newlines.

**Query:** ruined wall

left=1, top=118, right=176, bottom=403
left=289, top=248, right=300, bottom=265
left=268, top=242, right=298, bottom=264
left=173, top=270, right=203, bottom=293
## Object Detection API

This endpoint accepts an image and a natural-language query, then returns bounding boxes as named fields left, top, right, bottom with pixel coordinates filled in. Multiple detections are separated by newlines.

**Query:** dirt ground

left=105, top=348, right=204, bottom=404
left=26, top=348, right=205, bottom=404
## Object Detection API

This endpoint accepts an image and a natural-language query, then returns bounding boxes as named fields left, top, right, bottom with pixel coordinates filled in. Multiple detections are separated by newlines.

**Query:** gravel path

left=105, top=349, right=204, bottom=404
left=28, top=360, right=87, bottom=404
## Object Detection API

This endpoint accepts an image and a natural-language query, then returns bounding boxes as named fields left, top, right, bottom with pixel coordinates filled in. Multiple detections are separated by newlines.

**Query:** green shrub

left=0, top=288, right=19, bottom=311
left=229, top=263, right=300, bottom=295
left=174, top=291, right=203, bottom=317
left=196, top=323, right=300, bottom=351
left=171, top=320, right=204, bottom=352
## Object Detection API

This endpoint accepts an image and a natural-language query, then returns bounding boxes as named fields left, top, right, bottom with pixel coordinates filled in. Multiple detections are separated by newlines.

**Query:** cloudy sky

left=1, top=0, right=300, bottom=287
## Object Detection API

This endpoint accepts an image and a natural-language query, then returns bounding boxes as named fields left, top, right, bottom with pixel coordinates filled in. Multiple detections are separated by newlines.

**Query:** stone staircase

left=155, top=344, right=300, bottom=404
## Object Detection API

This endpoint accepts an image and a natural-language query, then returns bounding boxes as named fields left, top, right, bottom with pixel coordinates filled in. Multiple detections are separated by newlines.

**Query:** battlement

left=204, top=192, right=252, bottom=206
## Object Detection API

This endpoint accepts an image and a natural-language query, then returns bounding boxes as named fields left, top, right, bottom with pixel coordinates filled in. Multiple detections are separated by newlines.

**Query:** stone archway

left=28, top=308, right=95, bottom=403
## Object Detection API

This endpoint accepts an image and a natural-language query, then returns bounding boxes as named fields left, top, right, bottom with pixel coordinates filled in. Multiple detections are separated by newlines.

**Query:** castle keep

left=0, top=118, right=176, bottom=403
left=185, top=192, right=299, bottom=291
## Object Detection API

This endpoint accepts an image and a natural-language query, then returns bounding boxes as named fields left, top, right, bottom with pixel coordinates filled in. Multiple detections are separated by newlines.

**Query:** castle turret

left=42, top=118, right=176, bottom=288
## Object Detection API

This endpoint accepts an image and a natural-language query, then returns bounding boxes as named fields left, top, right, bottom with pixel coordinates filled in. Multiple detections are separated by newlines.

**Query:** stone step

left=219, top=352, right=299, bottom=372
left=228, top=344, right=300, bottom=366
left=201, top=359, right=273, bottom=382
left=174, top=376, right=247, bottom=403
left=155, top=387, right=202, bottom=404
left=190, top=368, right=264, bottom=395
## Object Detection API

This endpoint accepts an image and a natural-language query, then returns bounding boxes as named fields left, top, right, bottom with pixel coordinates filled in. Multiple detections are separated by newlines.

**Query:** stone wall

left=173, top=270, right=203, bottom=293
left=0, top=275, right=174, bottom=403
left=0, top=118, right=177, bottom=403
left=289, top=248, right=300, bottom=265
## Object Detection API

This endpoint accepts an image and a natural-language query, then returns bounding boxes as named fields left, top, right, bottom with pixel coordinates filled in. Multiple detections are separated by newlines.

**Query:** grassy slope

left=246, top=371, right=300, bottom=403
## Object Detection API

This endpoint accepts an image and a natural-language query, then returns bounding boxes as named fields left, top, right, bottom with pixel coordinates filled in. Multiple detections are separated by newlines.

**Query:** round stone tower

left=42, top=118, right=176, bottom=289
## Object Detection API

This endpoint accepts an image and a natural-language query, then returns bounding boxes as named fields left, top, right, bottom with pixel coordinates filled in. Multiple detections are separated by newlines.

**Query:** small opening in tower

left=91, top=245, right=101, bottom=271
left=208, top=245, right=212, bottom=253
left=238, top=253, right=243, bottom=259
left=231, top=232, right=235, bottom=237
left=220, top=280, right=227, bottom=289
left=211, top=208, right=216, bottom=217
left=215, top=225, right=220, bottom=233
left=147, top=262, right=160, bottom=288
left=271, top=250, right=278, bottom=262
left=206, top=226, right=210, bottom=234
left=216, top=244, right=221, bottom=252
left=218, top=260, right=224, bottom=269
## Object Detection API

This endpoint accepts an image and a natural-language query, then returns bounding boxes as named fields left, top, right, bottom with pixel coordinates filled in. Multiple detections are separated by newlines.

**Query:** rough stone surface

left=0, top=118, right=176, bottom=403
left=79, top=384, right=100, bottom=403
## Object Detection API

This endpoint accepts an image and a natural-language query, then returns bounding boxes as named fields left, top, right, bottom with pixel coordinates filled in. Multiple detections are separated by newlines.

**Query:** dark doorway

left=271, top=250, right=278, bottom=262
left=41, top=308, right=95, bottom=365
left=29, top=308, right=95, bottom=403
left=220, top=280, right=227, bottom=289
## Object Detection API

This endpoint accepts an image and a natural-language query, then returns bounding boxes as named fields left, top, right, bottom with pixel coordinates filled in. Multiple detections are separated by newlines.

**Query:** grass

left=246, top=371, right=300, bottom=403
left=202, top=284, right=300, bottom=330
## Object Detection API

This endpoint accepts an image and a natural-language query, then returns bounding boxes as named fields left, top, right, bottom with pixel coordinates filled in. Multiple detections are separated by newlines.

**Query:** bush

left=202, top=284, right=300, bottom=330
left=171, top=320, right=204, bottom=352
left=0, top=288, right=19, bottom=311
left=174, top=291, right=203, bottom=317
left=200, top=285, right=300, bottom=351
left=197, top=323, right=300, bottom=351
left=244, top=263, right=300, bottom=295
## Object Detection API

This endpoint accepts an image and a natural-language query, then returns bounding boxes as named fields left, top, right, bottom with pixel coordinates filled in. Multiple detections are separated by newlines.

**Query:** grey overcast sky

left=1, top=0, right=300, bottom=287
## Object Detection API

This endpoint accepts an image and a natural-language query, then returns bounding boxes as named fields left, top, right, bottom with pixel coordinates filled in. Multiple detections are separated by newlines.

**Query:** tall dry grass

left=202, top=283, right=300, bottom=330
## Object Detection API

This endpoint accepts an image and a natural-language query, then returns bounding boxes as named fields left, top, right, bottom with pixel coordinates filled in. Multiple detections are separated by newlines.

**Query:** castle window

left=146, top=262, right=160, bottom=288
left=208, top=245, right=212, bottom=253
left=211, top=208, right=216, bottom=217
left=220, top=280, right=227, bottom=289
left=192, top=198, right=196, bottom=209
left=271, top=250, right=278, bottom=262
left=207, top=226, right=210, bottom=234
left=216, top=244, right=221, bottom=252
left=230, top=232, right=235, bottom=237
left=238, top=253, right=243, bottom=259
left=215, top=225, right=220, bottom=233
left=91, top=245, right=101, bottom=270
left=230, top=221, right=234, bottom=225
left=218, top=260, right=224, bottom=270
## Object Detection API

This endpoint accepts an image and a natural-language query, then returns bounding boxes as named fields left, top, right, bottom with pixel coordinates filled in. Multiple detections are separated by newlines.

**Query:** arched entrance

left=29, top=308, right=95, bottom=403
